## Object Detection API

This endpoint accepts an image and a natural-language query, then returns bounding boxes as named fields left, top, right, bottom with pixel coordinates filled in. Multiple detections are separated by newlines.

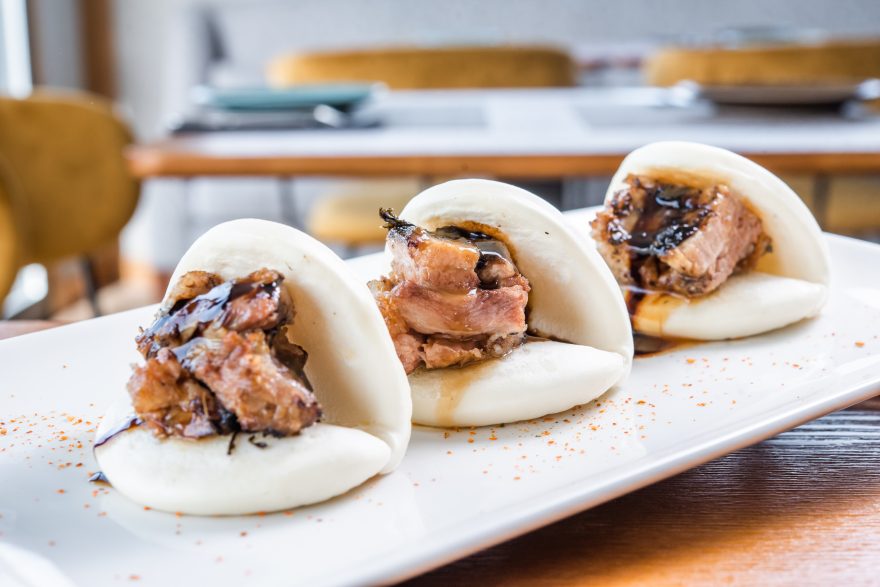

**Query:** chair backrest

left=268, top=45, right=576, bottom=89
left=645, top=38, right=880, bottom=87
left=0, top=91, right=139, bottom=265
left=0, top=176, right=21, bottom=303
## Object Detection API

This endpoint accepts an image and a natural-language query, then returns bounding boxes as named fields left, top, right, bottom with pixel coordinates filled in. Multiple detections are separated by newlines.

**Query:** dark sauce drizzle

left=248, top=434, right=269, bottom=449
left=610, top=179, right=710, bottom=321
left=226, top=431, right=239, bottom=456
left=142, top=276, right=282, bottom=358
left=88, top=471, right=111, bottom=486
left=93, top=415, right=143, bottom=450
left=623, top=182, right=710, bottom=257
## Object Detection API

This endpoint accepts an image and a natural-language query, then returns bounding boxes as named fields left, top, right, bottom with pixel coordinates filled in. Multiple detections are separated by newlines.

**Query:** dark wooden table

left=408, top=399, right=880, bottom=585
left=3, top=320, right=878, bottom=585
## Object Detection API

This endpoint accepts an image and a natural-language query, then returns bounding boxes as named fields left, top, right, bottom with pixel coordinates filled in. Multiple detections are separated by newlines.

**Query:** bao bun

left=602, top=141, right=831, bottom=340
left=95, top=220, right=411, bottom=515
left=395, top=179, right=633, bottom=427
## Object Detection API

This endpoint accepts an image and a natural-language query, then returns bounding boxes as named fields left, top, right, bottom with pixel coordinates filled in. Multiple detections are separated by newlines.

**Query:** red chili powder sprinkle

left=855, top=341, right=865, bottom=348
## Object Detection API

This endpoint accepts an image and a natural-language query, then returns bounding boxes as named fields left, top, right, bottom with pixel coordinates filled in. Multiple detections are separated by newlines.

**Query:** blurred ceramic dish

left=684, top=79, right=880, bottom=106
left=192, top=83, right=379, bottom=111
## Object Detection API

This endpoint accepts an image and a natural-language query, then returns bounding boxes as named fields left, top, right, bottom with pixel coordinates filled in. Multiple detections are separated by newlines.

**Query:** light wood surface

left=127, top=149, right=880, bottom=179
left=3, top=320, right=878, bottom=585
left=126, top=88, right=880, bottom=179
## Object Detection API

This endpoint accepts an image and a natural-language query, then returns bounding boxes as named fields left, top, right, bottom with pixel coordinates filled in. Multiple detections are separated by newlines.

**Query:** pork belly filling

left=591, top=174, right=771, bottom=298
left=128, top=269, right=321, bottom=439
left=370, top=209, right=530, bottom=375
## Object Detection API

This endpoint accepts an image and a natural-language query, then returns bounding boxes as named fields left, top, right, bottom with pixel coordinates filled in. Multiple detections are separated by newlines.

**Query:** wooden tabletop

left=3, top=319, right=878, bottom=584
left=127, top=88, right=880, bottom=179
left=409, top=400, right=880, bottom=586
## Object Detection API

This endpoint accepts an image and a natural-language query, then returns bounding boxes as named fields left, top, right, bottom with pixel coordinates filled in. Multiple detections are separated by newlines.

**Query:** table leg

left=562, top=177, right=608, bottom=211
left=279, top=177, right=304, bottom=230
left=812, top=174, right=831, bottom=230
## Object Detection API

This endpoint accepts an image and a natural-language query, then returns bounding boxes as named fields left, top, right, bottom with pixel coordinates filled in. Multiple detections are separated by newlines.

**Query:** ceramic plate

left=192, top=84, right=378, bottom=111
left=693, top=80, right=880, bottom=106
left=2, top=211, right=880, bottom=586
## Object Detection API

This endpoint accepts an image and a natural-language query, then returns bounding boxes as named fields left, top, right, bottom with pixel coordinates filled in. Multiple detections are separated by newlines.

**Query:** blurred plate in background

left=192, top=83, right=380, bottom=111
left=689, top=79, right=880, bottom=106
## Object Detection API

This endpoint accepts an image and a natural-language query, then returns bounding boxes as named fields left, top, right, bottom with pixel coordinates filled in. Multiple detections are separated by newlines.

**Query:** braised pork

left=127, top=269, right=321, bottom=439
left=591, top=175, right=769, bottom=297
left=370, top=210, right=529, bottom=374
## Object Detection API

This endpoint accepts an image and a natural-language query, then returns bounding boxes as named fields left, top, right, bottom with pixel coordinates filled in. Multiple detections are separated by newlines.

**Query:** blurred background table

left=2, top=321, right=878, bottom=585
left=127, top=88, right=880, bottom=179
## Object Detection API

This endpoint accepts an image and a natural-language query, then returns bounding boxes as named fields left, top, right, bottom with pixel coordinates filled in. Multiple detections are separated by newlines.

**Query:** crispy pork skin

left=371, top=210, right=530, bottom=374
left=127, top=269, right=321, bottom=439
left=387, top=225, right=481, bottom=292
left=591, top=175, right=769, bottom=297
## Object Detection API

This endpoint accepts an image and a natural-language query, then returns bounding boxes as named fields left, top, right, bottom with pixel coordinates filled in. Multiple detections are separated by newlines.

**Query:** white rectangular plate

left=2, top=226, right=879, bottom=587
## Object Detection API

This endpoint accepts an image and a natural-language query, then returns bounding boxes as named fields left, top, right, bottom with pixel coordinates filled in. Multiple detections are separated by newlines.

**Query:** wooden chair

left=267, top=46, right=575, bottom=248
left=0, top=177, right=21, bottom=305
left=0, top=91, right=139, bottom=314
left=645, top=38, right=880, bottom=87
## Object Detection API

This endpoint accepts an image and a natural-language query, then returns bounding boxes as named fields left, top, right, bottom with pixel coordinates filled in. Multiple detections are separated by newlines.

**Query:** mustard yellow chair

left=268, top=46, right=575, bottom=248
left=0, top=176, right=22, bottom=303
left=268, top=45, right=576, bottom=90
left=0, top=91, right=139, bottom=312
left=645, top=38, right=880, bottom=87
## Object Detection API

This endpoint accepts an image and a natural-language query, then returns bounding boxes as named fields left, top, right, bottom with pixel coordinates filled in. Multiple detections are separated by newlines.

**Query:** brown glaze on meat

left=591, top=174, right=770, bottom=298
left=179, top=331, right=319, bottom=437
left=136, top=268, right=288, bottom=358
left=370, top=209, right=530, bottom=374
left=126, top=269, right=321, bottom=440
